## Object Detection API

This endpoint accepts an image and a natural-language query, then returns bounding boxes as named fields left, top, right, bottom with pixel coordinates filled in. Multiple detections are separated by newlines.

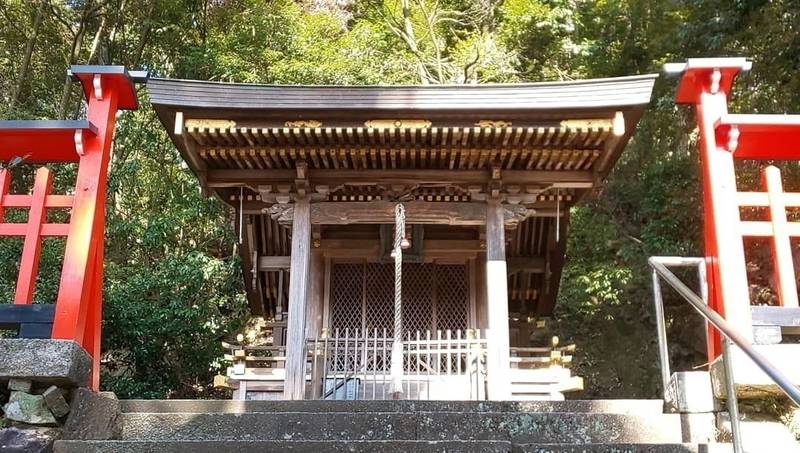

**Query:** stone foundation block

left=710, top=344, right=800, bottom=400
left=0, top=339, right=91, bottom=388
left=664, top=371, right=715, bottom=413
left=716, top=412, right=800, bottom=453
left=678, top=412, right=716, bottom=443
left=63, top=389, right=121, bottom=440
left=3, top=391, right=58, bottom=426
left=0, top=426, right=61, bottom=453
left=43, top=386, right=71, bottom=418
left=8, top=378, right=33, bottom=393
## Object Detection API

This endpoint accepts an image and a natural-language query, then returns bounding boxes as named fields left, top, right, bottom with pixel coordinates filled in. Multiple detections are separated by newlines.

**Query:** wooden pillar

left=475, top=252, right=488, bottom=330
left=307, top=250, right=325, bottom=339
left=307, top=250, right=325, bottom=399
left=283, top=197, right=311, bottom=400
left=485, top=198, right=511, bottom=400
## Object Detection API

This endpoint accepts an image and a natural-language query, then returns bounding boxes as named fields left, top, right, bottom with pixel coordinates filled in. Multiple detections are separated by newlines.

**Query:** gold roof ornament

left=364, top=119, right=432, bottom=129
left=184, top=119, right=236, bottom=130
left=284, top=120, right=322, bottom=128
left=475, top=120, right=512, bottom=128
left=559, top=118, right=613, bottom=130
left=558, top=111, right=625, bottom=136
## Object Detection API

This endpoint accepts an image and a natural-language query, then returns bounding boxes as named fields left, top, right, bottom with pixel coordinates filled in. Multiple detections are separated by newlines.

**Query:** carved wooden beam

left=240, top=200, right=568, bottom=218
left=266, top=201, right=532, bottom=226
left=207, top=169, right=595, bottom=188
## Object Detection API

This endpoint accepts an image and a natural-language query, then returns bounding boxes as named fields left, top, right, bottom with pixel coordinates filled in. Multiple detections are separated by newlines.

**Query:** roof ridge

left=147, top=73, right=659, bottom=89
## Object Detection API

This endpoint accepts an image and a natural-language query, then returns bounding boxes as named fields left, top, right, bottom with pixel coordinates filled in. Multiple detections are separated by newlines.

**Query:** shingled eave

left=147, top=74, right=657, bottom=112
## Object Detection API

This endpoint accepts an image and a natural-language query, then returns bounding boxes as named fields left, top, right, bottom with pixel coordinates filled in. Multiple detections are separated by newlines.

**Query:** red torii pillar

left=669, top=58, right=800, bottom=360
left=0, top=66, right=143, bottom=390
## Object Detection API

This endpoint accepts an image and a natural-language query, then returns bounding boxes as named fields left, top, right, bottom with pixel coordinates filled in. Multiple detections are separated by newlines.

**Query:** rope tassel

left=391, top=203, right=406, bottom=398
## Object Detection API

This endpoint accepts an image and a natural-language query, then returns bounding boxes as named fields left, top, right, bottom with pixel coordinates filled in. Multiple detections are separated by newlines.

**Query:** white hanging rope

left=238, top=186, right=244, bottom=244
left=556, top=188, right=560, bottom=243
left=391, top=203, right=406, bottom=398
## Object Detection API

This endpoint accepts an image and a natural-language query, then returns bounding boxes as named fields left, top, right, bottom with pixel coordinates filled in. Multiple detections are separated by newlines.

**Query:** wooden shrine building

left=148, top=75, right=656, bottom=400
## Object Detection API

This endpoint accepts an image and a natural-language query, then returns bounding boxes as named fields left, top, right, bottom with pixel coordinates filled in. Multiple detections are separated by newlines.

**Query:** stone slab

left=664, top=371, right=715, bottom=413
left=55, top=440, right=512, bottom=453
left=416, top=412, right=683, bottom=444
left=62, top=389, right=122, bottom=440
left=752, top=325, right=782, bottom=345
left=677, top=412, right=716, bottom=444
left=53, top=441, right=737, bottom=453
left=0, top=339, right=91, bottom=388
left=710, top=344, right=800, bottom=400
left=3, top=392, right=58, bottom=426
left=8, top=378, right=33, bottom=393
left=0, top=426, right=61, bottom=453
left=516, top=445, right=733, bottom=453
left=121, top=412, right=419, bottom=441
left=118, top=398, right=666, bottom=415
left=716, top=412, right=800, bottom=453
left=119, top=410, right=683, bottom=443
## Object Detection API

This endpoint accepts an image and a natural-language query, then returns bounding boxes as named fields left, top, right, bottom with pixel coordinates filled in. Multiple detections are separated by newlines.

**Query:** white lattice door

left=327, top=261, right=470, bottom=335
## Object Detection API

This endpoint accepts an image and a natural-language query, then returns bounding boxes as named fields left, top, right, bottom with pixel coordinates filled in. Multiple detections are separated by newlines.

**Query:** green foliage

left=103, top=252, right=247, bottom=398
left=558, top=208, right=634, bottom=319
left=99, top=100, right=248, bottom=398
left=498, top=0, right=580, bottom=79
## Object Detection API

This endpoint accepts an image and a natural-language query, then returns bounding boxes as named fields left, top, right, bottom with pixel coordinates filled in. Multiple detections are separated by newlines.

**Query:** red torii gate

left=669, top=58, right=800, bottom=360
left=0, top=66, right=143, bottom=390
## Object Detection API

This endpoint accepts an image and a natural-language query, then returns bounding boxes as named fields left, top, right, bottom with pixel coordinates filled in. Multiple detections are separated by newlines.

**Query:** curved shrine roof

left=147, top=74, right=657, bottom=318
left=148, top=74, right=657, bottom=112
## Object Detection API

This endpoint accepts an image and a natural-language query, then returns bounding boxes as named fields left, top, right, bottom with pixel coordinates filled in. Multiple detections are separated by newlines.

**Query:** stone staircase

left=54, top=399, right=730, bottom=452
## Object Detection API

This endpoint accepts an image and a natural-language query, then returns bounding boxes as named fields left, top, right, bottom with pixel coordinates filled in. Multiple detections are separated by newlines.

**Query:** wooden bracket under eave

left=174, top=111, right=184, bottom=136
left=612, top=111, right=625, bottom=136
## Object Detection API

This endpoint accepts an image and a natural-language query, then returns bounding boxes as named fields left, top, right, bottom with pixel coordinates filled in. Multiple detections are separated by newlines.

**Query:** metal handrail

left=649, top=256, right=800, bottom=453
left=649, top=257, right=800, bottom=404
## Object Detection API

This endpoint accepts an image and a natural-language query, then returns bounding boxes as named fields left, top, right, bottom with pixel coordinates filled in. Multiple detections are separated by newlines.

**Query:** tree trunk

left=10, top=0, right=46, bottom=109
left=87, top=13, right=107, bottom=64
left=105, top=0, right=125, bottom=63
left=131, top=2, right=155, bottom=68
left=400, top=0, right=430, bottom=84
left=58, top=15, right=87, bottom=119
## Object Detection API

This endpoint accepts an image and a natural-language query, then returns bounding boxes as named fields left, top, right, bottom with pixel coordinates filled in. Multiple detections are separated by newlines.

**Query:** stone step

left=55, top=440, right=510, bottom=452
left=515, top=445, right=732, bottom=453
left=119, top=399, right=666, bottom=415
left=119, top=411, right=683, bottom=443
left=54, top=440, right=732, bottom=453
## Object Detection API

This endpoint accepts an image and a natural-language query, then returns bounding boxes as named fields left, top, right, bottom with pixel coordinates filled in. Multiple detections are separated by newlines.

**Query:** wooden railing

left=220, top=329, right=583, bottom=401
left=307, top=328, right=488, bottom=400
left=509, top=337, right=583, bottom=400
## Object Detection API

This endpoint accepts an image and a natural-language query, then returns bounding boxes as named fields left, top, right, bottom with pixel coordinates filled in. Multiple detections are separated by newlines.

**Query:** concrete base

left=716, top=412, right=800, bottom=453
left=0, top=339, right=91, bottom=388
left=665, top=371, right=715, bottom=413
left=678, top=412, right=716, bottom=444
left=710, top=344, right=800, bottom=400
